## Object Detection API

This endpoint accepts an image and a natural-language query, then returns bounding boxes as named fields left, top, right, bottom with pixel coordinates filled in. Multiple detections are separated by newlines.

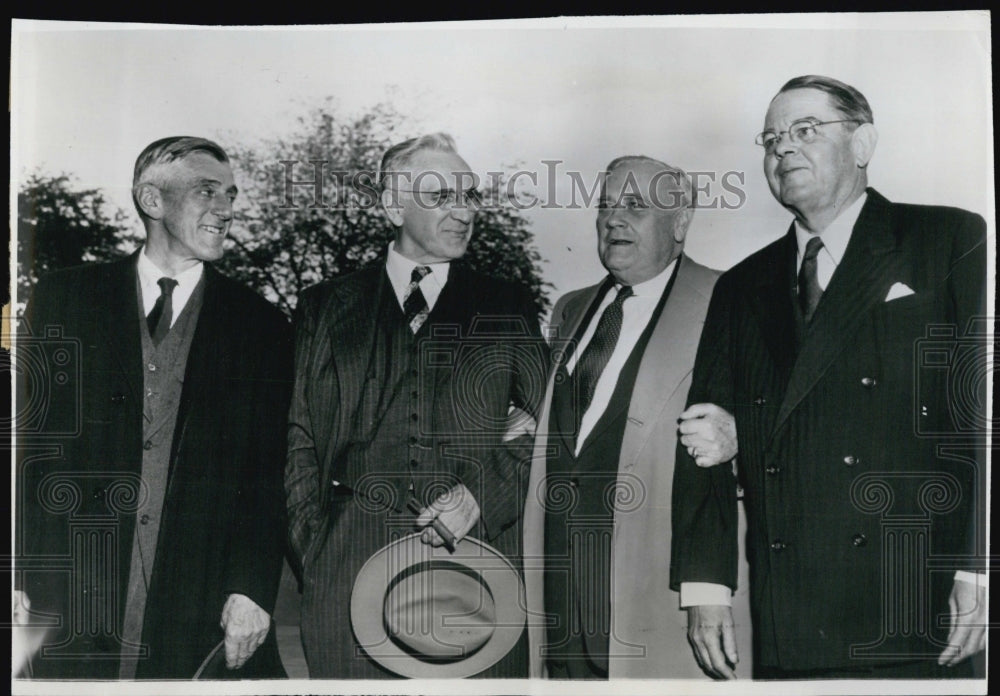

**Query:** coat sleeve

left=284, top=290, right=327, bottom=569
left=945, top=212, right=988, bottom=570
left=222, top=306, right=294, bottom=615
left=670, top=273, right=740, bottom=592
left=475, top=287, right=550, bottom=541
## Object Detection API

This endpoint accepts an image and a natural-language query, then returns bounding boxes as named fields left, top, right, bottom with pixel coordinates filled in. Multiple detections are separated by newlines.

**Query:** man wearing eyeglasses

left=285, top=133, right=545, bottom=677
left=671, top=75, right=987, bottom=679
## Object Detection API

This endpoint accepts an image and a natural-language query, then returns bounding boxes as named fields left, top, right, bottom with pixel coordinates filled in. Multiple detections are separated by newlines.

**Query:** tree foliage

left=219, top=100, right=551, bottom=316
left=16, top=173, right=140, bottom=303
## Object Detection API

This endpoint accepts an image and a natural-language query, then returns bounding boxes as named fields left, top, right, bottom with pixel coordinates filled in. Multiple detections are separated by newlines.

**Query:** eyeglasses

left=754, top=119, right=860, bottom=153
left=393, top=187, right=483, bottom=209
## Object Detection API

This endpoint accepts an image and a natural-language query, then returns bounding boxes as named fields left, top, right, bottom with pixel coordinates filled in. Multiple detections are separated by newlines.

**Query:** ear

left=380, top=187, right=404, bottom=227
left=851, top=123, right=878, bottom=168
left=672, top=207, right=694, bottom=244
left=135, top=183, right=165, bottom=220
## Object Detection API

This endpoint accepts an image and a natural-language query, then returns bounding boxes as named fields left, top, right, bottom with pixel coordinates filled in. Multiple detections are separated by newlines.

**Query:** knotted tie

left=147, top=277, right=178, bottom=346
left=402, top=266, right=432, bottom=333
left=572, top=285, right=633, bottom=431
left=798, top=236, right=824, bottom=323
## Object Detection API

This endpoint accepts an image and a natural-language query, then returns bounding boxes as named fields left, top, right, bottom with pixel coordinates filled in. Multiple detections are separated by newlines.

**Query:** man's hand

left=679, top=403, right=737, bottom=467
left=415, top=483, right=480, bottom=547
left=938, top=579, right=987, bottom=666
left=13, top=590, right=31, bottom=625
left=503, top=405, right=536, bottom=442
left=686, top=605, right=738, bottom=680
left=220, top=593, right=270, bottom=670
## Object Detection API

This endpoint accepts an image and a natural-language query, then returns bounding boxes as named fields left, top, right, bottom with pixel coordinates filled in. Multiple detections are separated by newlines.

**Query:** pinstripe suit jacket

left=285, top=260, right=545, bottom=580
left=670, top=189, right=987, bottom=671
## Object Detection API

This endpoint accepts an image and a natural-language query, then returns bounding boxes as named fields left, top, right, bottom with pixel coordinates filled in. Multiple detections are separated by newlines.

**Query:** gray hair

left=132, top=136, right=229, bottom=214
left=378, top=132, right=458, bottom=190
left=604, top=155, right=695, bottom=211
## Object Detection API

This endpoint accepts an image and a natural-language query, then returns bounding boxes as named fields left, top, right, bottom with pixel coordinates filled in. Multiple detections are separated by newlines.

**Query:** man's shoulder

left=297, top=263, right=383, bottom=309
left=35, top=255, right=133, bottom=288
left=208, top=267, right=288, bottom=327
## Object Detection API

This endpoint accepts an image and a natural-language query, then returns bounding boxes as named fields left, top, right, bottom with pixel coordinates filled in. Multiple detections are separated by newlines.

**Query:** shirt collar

left=385, top=241, right=451, bottom=301
left=137, top=246, right=204, bottom=298
left=614, top=257, right=677, bottom=299
left=794, top=192, right=867, bottom=265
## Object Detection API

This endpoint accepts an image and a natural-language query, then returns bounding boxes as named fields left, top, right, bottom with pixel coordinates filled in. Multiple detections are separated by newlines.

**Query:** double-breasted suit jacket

left=18, top=253, right=292, bottom=678
left=670, top=189, right=987, bottom=671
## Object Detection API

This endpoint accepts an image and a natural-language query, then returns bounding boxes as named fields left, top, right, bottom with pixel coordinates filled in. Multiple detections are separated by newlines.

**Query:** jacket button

left=410, top=459, right=420, bottom=468
left=409, top=436, right=418, bottom=445
left=753, top=396, right=767, bottom=406
left=140, top=514, right=150, bottom=525
left=147, top=363, right=157, bottom=372
left=861, top=377, right=876, bottom=388
left=410, top=413, right=419, bottom=422
left=851, top=533, right=868, bottom=547
left=770, top=540, right=787, bottom=551
left=765, top=465, right=781, bottom=475
left=843, top=455, right=858, bottom=466
left=143, top=440, right=153, bottom=451
left=569, top=477, right=579, bottom=489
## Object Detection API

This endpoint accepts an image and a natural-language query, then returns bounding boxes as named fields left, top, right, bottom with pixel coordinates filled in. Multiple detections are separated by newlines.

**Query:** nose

left=213, top=195, right=234, bottom=221
left=449, top=199, right=475, bottom=223
left=772, top=132, right=798, bottom=158
left=602, top=206, right=627, bottom=228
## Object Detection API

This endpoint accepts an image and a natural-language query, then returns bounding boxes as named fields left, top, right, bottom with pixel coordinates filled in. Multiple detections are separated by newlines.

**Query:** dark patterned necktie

left=798, top=236, right=824, bottom=323
left=572, top=285, right=633, bottom=430
left=402, top=266, right=432, bottom=333
left=147, top=277, right=178, bottom=346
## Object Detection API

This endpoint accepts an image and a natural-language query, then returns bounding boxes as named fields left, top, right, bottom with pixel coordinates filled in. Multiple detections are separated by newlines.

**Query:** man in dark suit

left=522, top=156, right=753, bottom=679
left=285, top=133, right=545, bottom=678
left=15, top=136, right=291, bottom=679
left=671, top=75, right=987, bottom=679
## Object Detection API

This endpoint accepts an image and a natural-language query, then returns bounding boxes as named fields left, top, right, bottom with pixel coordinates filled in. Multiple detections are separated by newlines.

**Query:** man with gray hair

left=522, top=155, right=751, bottom=679
left=285, top=132, right=545, bottom=677
left=16, top=136, right=291, bottom=678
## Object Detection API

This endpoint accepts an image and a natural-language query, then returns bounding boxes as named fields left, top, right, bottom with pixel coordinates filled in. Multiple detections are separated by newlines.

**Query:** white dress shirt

left=793, top=192, right=866, bottom=289
left=385, top=242, right=450, bottom=313
left=566, top=260, right=676, bottom=456
left=137, top=248, right=204, bottom=327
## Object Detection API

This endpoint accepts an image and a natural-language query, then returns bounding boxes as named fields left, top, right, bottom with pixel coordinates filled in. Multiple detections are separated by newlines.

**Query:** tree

left=219, top=100, right=551, bottom=316
left=17, top=173, right=140, bottom=305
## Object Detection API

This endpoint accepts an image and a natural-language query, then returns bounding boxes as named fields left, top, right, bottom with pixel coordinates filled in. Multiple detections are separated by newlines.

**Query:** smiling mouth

left=200, top=225, right=226, bottom=236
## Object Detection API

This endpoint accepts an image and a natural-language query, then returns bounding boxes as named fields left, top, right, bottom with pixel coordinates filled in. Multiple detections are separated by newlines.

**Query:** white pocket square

left=884, top=282, right=915, bottom=301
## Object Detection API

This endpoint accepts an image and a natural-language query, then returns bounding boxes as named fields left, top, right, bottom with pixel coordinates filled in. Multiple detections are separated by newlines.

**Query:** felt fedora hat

left=350, top=533, right=525, bottom=678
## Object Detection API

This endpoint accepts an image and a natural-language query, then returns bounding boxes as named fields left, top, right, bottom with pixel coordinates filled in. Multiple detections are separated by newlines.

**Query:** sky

left=10, top=13, right=994, bottom=305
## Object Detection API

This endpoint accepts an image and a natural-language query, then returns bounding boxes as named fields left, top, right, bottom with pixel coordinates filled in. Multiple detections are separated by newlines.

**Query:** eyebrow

left=194, top=177, right=239, bottom=196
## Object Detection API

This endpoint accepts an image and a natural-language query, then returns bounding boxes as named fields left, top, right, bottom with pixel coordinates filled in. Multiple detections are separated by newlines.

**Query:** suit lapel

left=553, top=281, right=606, bottom=451
left=617, top=257, right=704, bottom=468
left=749, top=233, right=799, bottom=382
left=97, top=253, right=144, bottom=405
left=172, top=266, right=223, bottom=466
left=324, top=266, right=385, bottom=458
left=771, top=190, right=903, bottom=440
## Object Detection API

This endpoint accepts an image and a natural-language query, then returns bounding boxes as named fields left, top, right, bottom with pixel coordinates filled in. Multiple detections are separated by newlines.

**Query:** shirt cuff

left=954, top=571, right=988, bottom=590
left=680, top=582, right=731, bottom=608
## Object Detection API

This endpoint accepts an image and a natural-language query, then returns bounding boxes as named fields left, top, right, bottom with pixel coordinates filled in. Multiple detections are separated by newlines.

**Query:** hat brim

left=350, top=533, right=525, bottom=678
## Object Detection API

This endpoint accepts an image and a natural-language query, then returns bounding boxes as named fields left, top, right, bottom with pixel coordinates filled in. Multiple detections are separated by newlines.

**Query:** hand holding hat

left=220, top=593, right=270, bottom=670
left=414, top=483, right=480, bottom=548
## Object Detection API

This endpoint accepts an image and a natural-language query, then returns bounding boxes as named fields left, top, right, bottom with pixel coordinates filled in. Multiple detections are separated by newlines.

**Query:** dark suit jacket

left=17, top=253, right=292, bottom=678
left=285, top=259, right=544, bottom=581
left=670, top=189, right=987, bottom=671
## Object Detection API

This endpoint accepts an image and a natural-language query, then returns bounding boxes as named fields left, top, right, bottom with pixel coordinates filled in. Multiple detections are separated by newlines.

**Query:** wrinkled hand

left=938, top=579, right=987, bottom=666
left=220, top=593, right=270, bottom=670
left=679, top=403, right=738, bottom=467
left=415, top=483, right=480, bottom=547
left=687, top=605, right=738, bottom=680
left=503, top=405, right=536, bottom=442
